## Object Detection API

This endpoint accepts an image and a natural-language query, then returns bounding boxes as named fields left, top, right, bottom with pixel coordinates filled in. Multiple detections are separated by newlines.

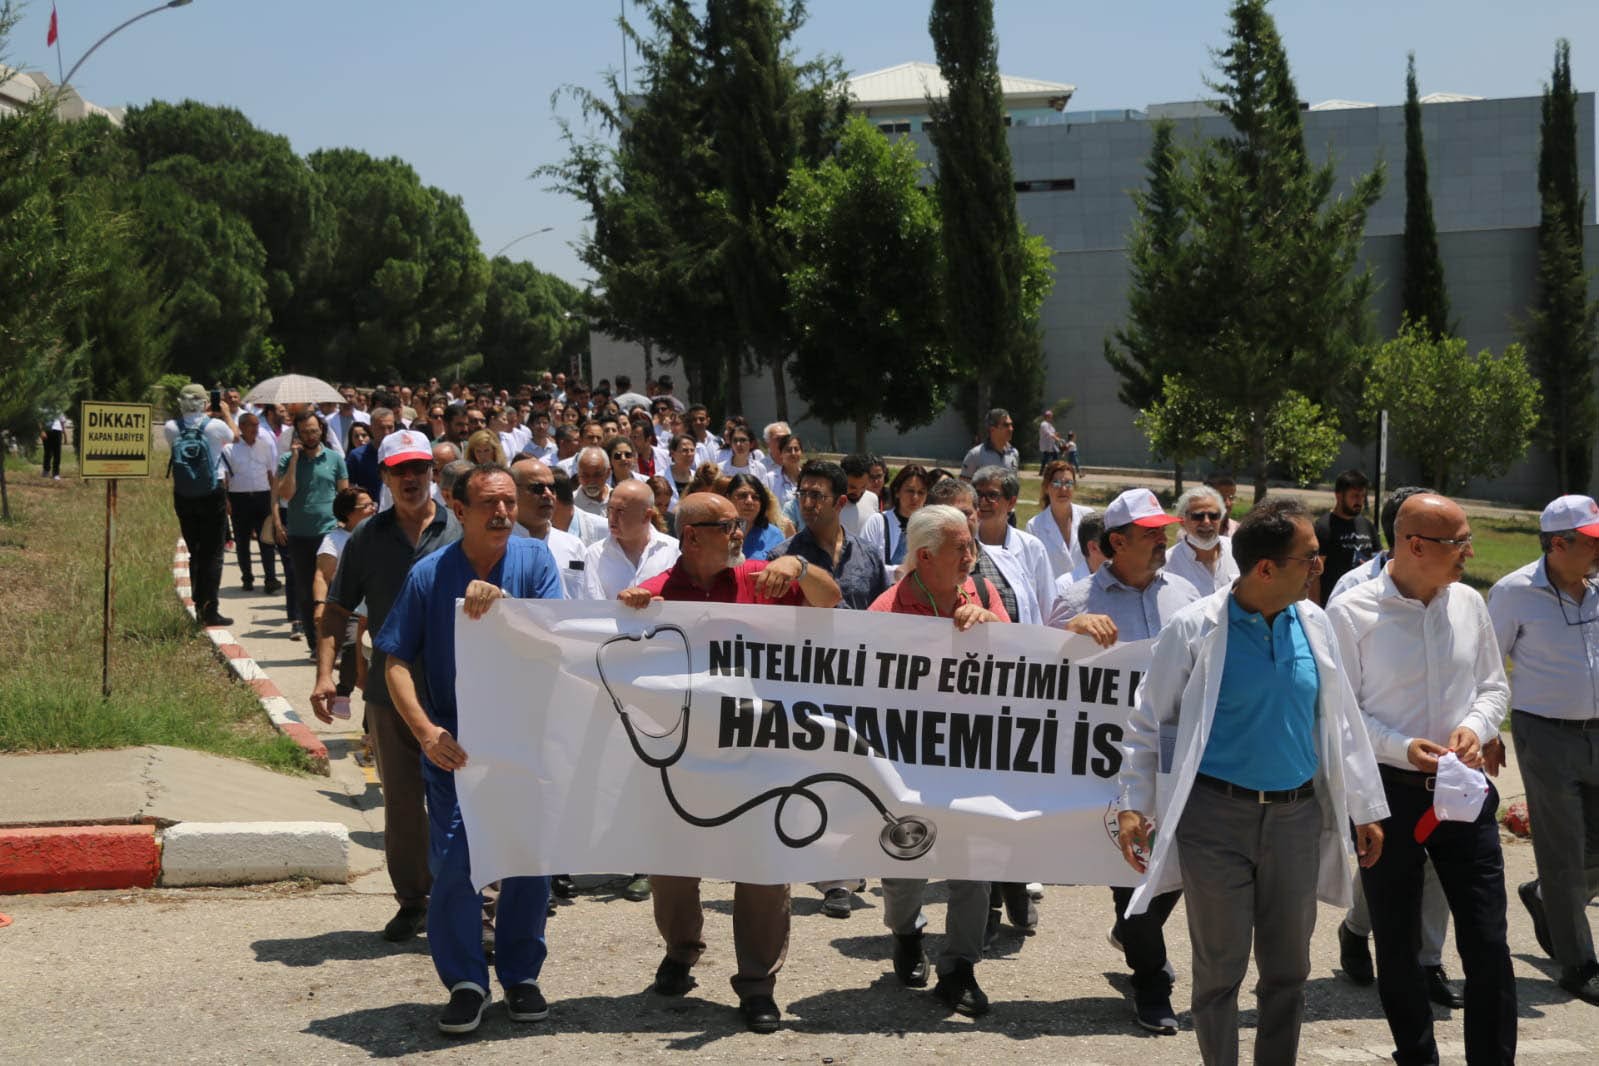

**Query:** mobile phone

left=209, top=388, right=222, bottom=412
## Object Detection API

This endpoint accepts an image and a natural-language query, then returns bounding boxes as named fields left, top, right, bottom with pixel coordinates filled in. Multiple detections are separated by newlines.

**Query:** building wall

left=731, top=92, right=1599, bottom=505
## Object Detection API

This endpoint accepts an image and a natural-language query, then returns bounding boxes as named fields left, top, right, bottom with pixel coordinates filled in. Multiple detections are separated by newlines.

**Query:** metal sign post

left=1377, top=409, right=1389, bottom=508
left=80, top=401, right=153, bottom=699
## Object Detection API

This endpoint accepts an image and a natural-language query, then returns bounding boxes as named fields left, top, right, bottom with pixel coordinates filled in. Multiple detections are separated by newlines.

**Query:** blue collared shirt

left=1048, top=563, right=1201, bottom=640
left=1198, top=597, right=1320, bottom=791
left=375, top=537, right=563, bottom=734
left=766, top=526, right=887, bottom=611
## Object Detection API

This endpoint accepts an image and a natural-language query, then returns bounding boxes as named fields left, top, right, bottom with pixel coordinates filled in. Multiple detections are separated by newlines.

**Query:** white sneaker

left=1026, top=882, right=1044, bottom=900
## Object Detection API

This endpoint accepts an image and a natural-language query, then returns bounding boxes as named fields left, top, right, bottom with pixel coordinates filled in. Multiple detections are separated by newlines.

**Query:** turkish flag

left=46, top=6, right=58, bottom=47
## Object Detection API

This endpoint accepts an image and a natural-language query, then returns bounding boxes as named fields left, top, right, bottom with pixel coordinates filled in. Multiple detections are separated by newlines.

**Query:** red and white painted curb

left=0, top=821, right=350, bottom=894
left=173, top=539, right=328, bottom=774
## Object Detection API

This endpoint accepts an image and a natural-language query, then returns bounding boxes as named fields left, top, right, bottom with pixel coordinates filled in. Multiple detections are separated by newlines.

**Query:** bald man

left=618, top=492, right=841, bottom=1034
left=582, top=479, right=678, bottom=600
left=508, top=458, right=587, bottom=600
left=1326, top=494, right=1515, bottom=1066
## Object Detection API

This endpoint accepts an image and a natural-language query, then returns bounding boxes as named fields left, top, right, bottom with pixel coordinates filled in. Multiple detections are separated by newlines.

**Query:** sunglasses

left=1186, top=511, right=1222, bottom=522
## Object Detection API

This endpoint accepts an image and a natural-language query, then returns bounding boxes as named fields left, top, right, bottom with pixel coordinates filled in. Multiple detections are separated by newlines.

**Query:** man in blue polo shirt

left=377, top=461, right=564, bottom=1036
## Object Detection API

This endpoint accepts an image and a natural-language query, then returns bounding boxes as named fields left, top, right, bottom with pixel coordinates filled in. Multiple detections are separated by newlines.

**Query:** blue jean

left=421, top=758, right=550, bottom=991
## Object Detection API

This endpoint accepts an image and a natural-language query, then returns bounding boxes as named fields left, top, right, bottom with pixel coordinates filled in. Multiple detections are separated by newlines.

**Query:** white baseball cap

left=1103, top=488, right=1182, bottom=530
left=1540, top=494, right=1599, bottom=537
left=1413, top=751, right=1490, bottom=843
left=378, top=428, right=433, bottom=467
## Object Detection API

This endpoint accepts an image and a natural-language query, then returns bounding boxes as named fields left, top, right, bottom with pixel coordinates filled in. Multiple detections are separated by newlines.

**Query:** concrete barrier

left=0, top=825, right=161, bottom=893
left=158, top=821, right=351, bottom=887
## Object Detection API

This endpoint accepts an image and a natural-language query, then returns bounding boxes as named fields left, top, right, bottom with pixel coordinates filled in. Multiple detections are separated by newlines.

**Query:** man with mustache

left=377, top=462, right=566, bottom=1036
left=617, top=492, right=841, bottom=1035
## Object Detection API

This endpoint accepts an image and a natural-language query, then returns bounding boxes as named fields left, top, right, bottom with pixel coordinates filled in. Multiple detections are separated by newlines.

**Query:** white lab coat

left=1118, top=588, right=1390, bottom=916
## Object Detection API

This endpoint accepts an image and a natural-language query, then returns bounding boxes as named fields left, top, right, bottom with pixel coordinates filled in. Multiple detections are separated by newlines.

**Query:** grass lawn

left=0, top=450, right=310, bottom=773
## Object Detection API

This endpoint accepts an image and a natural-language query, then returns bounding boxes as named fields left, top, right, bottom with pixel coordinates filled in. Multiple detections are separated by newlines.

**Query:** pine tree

left=703, top=0, right=846, bottom=422
left=927, top=0, right=1044, bottom=426
left=1524, top=39, right=1599, bottom=493
left=1402, top=52, right=1451, bottom=339
left=1170, top=0, right=1383, bottom=499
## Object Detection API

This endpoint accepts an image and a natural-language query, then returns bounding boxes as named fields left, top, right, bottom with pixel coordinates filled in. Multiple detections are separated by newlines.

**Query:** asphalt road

left=2, top=849, right=1593, bottom=1065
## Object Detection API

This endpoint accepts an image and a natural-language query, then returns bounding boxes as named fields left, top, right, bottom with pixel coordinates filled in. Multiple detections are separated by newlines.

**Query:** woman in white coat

left=1026, top=460, right=1095, bottom=584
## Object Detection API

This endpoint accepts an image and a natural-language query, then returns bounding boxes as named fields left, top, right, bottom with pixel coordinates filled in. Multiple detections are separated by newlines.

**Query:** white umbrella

left=241, top=374, right=343, bottom=407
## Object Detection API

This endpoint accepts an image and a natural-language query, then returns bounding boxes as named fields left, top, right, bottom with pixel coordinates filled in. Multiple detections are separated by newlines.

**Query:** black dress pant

left=227, top=491, right=277, bottom=586
left=41, top=429, right=62, bottom=476
left=174, top=489, right=227, bottom=613
left=287, top=534, right=322, bottom=637
left=1112, top=886, right=1183, bottom=996
left=1362, top=771, right=1516, bottom=1065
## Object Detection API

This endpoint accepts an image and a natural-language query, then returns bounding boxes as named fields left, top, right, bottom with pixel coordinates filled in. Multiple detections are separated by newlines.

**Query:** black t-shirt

left=1314, top=511, right=1377, bottom=601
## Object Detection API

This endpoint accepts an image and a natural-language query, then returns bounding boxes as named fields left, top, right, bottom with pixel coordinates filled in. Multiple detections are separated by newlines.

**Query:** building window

left=877, top=121, right=912, bottom=135
left=1014, top=178, right=1076, bottom=193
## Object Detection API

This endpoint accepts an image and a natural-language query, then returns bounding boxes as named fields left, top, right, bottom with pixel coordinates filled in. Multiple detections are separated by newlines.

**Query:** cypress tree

left=1402, top=52, right=1451, bottom=339
left=926, top=0, right=1041, bottom=424
left=1524, top=39, right=1599, bottom=493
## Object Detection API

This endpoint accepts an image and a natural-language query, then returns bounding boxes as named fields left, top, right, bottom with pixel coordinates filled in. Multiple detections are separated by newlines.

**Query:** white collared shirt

left=1025, top=504, right=1095, bottom=583
left=511, top=523, right=587, bottom=599
left=1489, top=556, right=1599, bottom=720
left=224, top=434, right=278, bottom=493
left=557, top=507, right=609, bottom=547
left=1325, top=569, right=1510, bottom=769
left=980, top=525, right=1055, bottom=626
left=1164, top=535, right=1242, bottom=597
left=582, top=528, right=680, bottom=601
left=1329, top=552, right=1389, bottom=603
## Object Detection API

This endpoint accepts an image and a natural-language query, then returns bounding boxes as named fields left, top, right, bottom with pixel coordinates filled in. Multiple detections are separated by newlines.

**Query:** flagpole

left=50, top=4, right=64, bottom=85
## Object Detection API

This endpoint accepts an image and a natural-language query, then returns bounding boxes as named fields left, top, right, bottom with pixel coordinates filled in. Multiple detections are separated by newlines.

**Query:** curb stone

left=172, top=539, right=329, bottom=773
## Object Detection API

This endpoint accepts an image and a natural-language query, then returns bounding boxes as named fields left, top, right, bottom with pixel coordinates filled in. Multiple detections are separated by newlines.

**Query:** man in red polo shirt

left=618, top=492, right=841, bottom=1034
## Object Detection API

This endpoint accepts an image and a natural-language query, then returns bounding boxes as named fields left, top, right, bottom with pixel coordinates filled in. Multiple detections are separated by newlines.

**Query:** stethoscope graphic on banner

left=595, top=625, right=937, bottom=861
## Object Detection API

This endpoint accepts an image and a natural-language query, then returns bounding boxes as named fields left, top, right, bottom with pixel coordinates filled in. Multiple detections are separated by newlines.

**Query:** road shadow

left=252, top=929, right=427, bottom=967
left=304, top=989, right=775, bottom=1057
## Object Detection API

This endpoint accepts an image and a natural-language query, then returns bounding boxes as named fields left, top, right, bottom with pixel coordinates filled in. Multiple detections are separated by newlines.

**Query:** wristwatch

left=794, top=556, right=809, bottom=584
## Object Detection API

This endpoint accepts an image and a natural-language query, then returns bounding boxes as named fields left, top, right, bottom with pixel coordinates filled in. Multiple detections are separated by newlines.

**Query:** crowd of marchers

left=155, top=371, right=1598, bottom=1065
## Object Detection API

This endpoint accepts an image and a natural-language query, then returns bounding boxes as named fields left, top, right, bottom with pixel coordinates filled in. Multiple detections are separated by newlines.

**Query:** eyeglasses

left=520, top=482, right=554, bottom=495
left=687, top=519, right=739, bottom=536
left=1186, top=511, right=1222, bottom=522
left=975, top=490, right=1004, bottom=503
left=1273, top=551, right=1323, bottom=569
left=796, top=489, right=833, bottom=504
left=612, top=450, right=634, bottom=459
left=1049, top=479, right=1075, bottom=489
left=1407, top=534, right=1474, bottom=550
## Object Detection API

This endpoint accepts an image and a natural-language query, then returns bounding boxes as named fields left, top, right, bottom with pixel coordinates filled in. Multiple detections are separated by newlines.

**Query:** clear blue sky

left=10, top=1, right=1598, bottom=287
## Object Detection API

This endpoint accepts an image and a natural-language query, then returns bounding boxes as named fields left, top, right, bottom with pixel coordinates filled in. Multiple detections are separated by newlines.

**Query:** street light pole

left=60, top=1, right=195, bottom=91
left=491, top=227, right=554, bottom=258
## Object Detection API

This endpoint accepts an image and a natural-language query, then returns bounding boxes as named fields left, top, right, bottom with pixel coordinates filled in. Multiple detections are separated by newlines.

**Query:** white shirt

left=1025, top=504, right=1095, bottom=583
left=693, top=436, right=722, bottom=468
left=980, top=525, right=1055, bottom=626
left=224, top=435, right=278, bottom=493
left=1325, top=569, right=1510, bottom=770
left=764, top=466, right=800, bottom=517
left=511, top=523, right=587, bottom=599
left=840, top=491, right=878, bottom=538
left=581, top=528, right=680, bottom=601
left=1489, top=556, right=1599, bottom=720
left=574, top=488, right=609, bottom=517
left=554, top=454, right=579, bottom=478
left=1049, top=564, right=1201, bottom=638
left=718, top=454, right=766, bottom=480
left=1038, top=419, right=1060, bottom=454
left=521, top=438, right=558, bottom=463
left=317, top=527, right=351, bottom=562
left=1163, top=535, right=1242, bottom=597
left=557, top=507, right=608, bottom=547
left=1329, top=552, right=1388, bottom=603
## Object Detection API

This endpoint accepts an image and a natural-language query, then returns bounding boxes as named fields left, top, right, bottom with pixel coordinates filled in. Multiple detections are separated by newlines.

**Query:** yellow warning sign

left=79, top=401, right=153, bottom=479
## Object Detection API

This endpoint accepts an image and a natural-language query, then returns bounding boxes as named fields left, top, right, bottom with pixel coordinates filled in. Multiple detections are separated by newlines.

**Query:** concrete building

left=592, top=65, right=1599, bottom=503
left=0, top=67, right=124, bottom=125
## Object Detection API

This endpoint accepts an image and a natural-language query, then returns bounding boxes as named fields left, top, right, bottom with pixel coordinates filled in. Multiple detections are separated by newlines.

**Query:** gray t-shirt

left=327, top=503, right=461, bottom=706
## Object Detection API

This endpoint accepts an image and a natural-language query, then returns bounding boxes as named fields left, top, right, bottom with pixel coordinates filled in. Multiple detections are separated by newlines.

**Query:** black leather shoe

left=892, top=932, right=929, bottom=987
left=1339, top=921, right=1374, bottom=986
left=550, top=874, right=577, bottom=899
left=653, top=955, right=694, bottom=996
left=932, top=959, right=990, bottom=1017
left=1520, top=880, right=1554, bottom=958
left=437, top=985, right=488, bottom=1035
left=263, top=578, right=282, bottom=594
left=200, top=604, right=233, bottom=628
left=740, top=993, right=781, bottom=1033
left=1425, top=965, right=1464, bottom=1009
left=1560, top=962, right=1599, bottom=1005
left=1133, top=991, right=1178, bottom=1035
left=382, top=904, right=427, bottom=942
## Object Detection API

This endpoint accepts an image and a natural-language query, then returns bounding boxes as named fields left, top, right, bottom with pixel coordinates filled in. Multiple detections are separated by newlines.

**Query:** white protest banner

left=454, top=601, right=1153, bottom=889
